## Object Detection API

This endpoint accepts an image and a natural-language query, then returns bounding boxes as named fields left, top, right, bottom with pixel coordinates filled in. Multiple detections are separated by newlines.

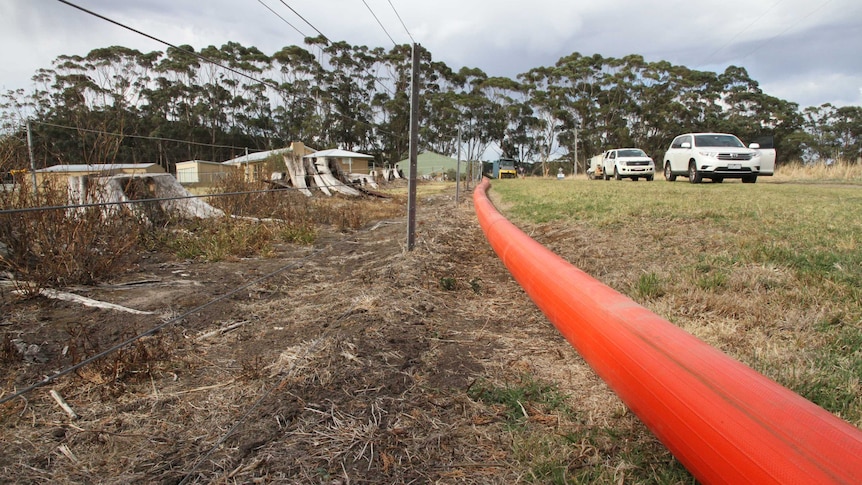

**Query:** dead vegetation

left=0, top=183, right=691, bottom=484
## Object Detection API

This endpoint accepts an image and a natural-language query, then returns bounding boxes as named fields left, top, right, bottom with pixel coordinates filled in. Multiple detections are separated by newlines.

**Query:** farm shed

left=175, top=160, right=233, bottom=187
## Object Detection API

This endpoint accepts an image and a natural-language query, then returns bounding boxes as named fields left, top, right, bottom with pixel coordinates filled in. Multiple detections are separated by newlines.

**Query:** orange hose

left=474, top=177, right=862, bottom=484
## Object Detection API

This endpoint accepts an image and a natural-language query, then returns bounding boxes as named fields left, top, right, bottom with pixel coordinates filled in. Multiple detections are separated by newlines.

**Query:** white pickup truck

left=587, top=148, right=655, bottom=181
left=663, top=133, right=776, bottom=183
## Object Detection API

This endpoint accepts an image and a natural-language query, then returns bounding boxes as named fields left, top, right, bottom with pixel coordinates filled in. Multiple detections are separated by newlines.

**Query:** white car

left=601, top=148, right=655, bottom=181
left=663, top=133, right=775, bottom=184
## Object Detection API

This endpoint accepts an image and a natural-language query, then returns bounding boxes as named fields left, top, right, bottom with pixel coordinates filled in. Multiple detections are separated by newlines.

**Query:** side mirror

left=681, top=142, right=691, bottom=149
left=749, top=143, right=761, bottom=149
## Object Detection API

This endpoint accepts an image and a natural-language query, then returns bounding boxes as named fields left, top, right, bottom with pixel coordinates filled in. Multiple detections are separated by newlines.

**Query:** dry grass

left=772, top=159, right=862, bottom=182
left=492, top=176, right=862, bottom=431
left=0, top=183, right=695, bottom=484
left=0, top=180, right=142, bottom=290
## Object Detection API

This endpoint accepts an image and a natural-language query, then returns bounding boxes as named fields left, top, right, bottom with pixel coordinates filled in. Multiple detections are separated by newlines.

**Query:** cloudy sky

left=2, top=0, right=861, bottom=109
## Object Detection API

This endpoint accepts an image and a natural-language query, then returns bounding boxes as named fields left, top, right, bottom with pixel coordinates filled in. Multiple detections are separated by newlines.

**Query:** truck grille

left=717, top=153, right=753, bottom=161
left=626, top=161, right=651, bottom=166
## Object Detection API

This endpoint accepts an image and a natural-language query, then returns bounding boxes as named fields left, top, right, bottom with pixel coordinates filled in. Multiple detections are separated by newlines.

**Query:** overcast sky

left=2, top=0, right=861, bottom=109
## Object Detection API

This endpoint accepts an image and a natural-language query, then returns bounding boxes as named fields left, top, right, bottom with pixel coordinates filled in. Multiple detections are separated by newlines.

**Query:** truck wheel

left=614, top=168, right=621, bottom=180
left=688, top=161, right=702, bottom=184
left=742, top=175, right=758, bottom=183
left=632, top=177, right=638, bottom=182
left=713, top=177, right=723, bottom=183
left=664, top=163, right=676, bottom=182
left=646, top=175, right=654, bottom=181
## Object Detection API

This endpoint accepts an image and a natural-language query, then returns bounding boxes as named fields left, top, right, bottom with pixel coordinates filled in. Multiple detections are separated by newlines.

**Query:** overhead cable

left=276, top=0, right=331, bottom=43
left=53, top=0, right=402, bottom=141
left=386, top=0, right=415, bottom=44
left=256, top=0, right=309, bottom=38
left=699, top=0, right=787, bottom=67
left=33, top=120, right=261, bottom=152
left=736, top=0, right=834, bottom=61
left=360, top=0, right=398, bottom=47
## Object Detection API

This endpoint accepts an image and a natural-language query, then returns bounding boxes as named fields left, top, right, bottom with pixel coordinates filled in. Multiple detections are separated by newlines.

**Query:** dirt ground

left=0, top=184, right=679, bottom=484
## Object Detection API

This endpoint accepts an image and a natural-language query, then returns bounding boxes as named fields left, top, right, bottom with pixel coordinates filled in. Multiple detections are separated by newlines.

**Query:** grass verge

left=488, top=176, right=862, bottom=427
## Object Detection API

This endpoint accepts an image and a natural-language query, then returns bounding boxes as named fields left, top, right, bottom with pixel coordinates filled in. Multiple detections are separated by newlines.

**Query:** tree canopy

left=1, top=40, right=859, bottom=175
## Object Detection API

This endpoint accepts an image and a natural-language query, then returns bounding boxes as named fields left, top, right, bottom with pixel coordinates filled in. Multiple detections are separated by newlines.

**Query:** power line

left=360, top=0, right=398, bottom=47
left=275, top=0, right=330, bottom=43
left=386, top=0, right=415, bottom=44
left=736, top=0, right=834, bottom=62
left=53, top=0, right=403, bottom=142
left=255, top=0, right=309, bottom=39
left=54, top=0, right=275, bottom=93
left=255, top=0, right=396, bottom=97
left=699, top=0, right=787, bottom=67
left=33, top=120, right=260, bottom=152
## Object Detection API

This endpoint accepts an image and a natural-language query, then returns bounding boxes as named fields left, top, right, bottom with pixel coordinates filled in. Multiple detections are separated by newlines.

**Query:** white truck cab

left=588, top=148, right=655, bottom=181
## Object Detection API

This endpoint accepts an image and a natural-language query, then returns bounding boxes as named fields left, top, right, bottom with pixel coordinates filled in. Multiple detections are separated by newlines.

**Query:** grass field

left=486, top=175, right=862, bottom=428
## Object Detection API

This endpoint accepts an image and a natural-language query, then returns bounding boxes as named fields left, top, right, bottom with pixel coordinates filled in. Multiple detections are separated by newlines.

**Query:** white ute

left=663, top=133, right=776, bottom=184
left=587, top=148, right=655, bottom=181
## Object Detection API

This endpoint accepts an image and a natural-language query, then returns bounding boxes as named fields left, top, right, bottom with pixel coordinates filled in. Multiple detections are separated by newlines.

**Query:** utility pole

left=455, top=126, right=461, bottom=206
left=406, top=43, right=421, bottom=251
left=26, top=119, right=38, bottom=198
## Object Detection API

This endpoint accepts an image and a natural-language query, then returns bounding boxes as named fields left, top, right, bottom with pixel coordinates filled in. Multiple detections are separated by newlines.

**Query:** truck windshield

left=618, top=149, right=647, bottom=157
left=499, top=159, right=515, bottom=168
left=694, top=135, right=744, bottom=148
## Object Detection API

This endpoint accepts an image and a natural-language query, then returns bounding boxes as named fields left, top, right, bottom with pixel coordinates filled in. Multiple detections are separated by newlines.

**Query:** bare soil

left=0, top=185, right=677, bottom=484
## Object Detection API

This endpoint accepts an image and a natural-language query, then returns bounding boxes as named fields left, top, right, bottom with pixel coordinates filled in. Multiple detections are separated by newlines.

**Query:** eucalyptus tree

left=519, top=65, right=574, bottom=176
left=312, top=40, right=379, bottom=152
left=414, top=62, right=464, bottom=160
left=193, top=42, right=276, bottom=160
left=445, top=67, right=504, bottom=163
left=829, top=105, right=862, bottom=163
left=717, top=65, right=804, bottom=162
left=804, top=104, right=862, bottom=163
left=633, top=60, right=686, bottom=158
left=370, top=43, right=412, bottom=165
left=271, top=43, right=324, bottom=147
left=209, top=42, right=274, bottom=151
left=542, top=53, right=610, bottom=164
left=478, top=76, right=524, bottom=159
left=27, top=46, right=157, bottom=166
left=141, top=45, right=202, bottom=164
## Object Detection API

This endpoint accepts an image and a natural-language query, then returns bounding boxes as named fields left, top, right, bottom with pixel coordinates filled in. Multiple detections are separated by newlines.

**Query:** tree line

left=1, top=38, right=860, bottom=177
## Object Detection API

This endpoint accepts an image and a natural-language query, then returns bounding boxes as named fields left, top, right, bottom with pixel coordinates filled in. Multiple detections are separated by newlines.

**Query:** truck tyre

left=688, top=161, right=703, bottom=184
left=614, top=167, right=621, bottom=180
left=632, top=177, right=638, bottom=181
left=713, top=177, right=724, bottom=183
left=742, top=175, right=758, bottom=183
left=646, top=175, right=654, bottom=181
left=664, top=163, right=676, bottom=182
